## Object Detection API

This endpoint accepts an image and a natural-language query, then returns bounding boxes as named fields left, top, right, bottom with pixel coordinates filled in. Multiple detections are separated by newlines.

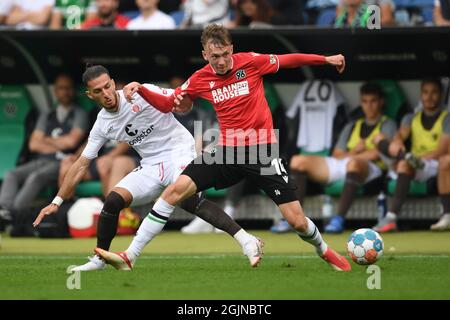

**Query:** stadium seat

left=0, top=85, right=32, bottom=125
left=394, top=0, right=434, bottom=8
left=0, top=85, right=33, bottom=180
left=170, top=10, right=185, bottom=26
left=316, top=8, right=336, bottom=26
left=374, top=80, right=408, bottom=124
left=0, top=125, right=25, bottom=180
left=123, top=10, right=140, bottom=20
left=300, top=149, right=329, bottom=157
left=394, top=0, right=434, bottom=9
left=75, top=181, right=103, bottom=197
left=410, top=0, right=434, bottom=7
left=204, top=188, right=226, bottom=198
left=387, top=179, right=428, bottom=196
left=421, top=6, right=434, bottom=24
left=297, top=149, right=362, bottom=197
left=325, top=179, right=364, bottom=196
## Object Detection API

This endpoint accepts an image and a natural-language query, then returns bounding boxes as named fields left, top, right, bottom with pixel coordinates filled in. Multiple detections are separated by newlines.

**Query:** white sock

left=296, top=217, right=328, bottom=256
left=385, top=212, right=397, bottom=221
left=126, top=199, right=174, bottom=260
left=233, top=229, right=254, bottom=247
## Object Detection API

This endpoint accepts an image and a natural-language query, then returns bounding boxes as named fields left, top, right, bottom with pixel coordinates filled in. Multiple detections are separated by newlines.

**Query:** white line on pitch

left=0, top=254, right=448, bottom=260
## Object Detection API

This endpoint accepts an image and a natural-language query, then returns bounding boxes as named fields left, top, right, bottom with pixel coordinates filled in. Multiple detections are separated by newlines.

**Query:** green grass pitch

left=0, top=231, right=449, bottom=299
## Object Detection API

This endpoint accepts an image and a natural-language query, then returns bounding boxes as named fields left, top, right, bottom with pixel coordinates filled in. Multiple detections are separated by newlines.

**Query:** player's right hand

left=33, top=204, right=59, bottom=227
left=389, top=139, right=405, bottom=157
left=123, top=82, right=142, bottom=102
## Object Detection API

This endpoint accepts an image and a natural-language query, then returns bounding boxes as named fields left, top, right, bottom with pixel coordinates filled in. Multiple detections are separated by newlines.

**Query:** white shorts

left=115, top=152, right=196, bottom=206
left=388, top=159, right=439, bottom=182
left=324, top=157, right=383, bottom=184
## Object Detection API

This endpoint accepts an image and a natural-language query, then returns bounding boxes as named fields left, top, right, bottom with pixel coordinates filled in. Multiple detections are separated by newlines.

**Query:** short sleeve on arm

left=401, top=113, right=414, bottom=128
left=81, top=122, right=107, bottom=159
left=380, top=119, right=397, bottom=140
left=73, top=108, right=89, bottom=132
left=443, top=114, right=450, bottom=134
left=335, top=123, right=354, bottom=151
left=34, top=112, right=49, bottom=133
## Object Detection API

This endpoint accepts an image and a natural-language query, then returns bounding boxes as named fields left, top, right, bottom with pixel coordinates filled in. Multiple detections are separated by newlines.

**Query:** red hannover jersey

left=176, top=52, right=280, bottom=146
left=137, top=51, right=327, bottom=146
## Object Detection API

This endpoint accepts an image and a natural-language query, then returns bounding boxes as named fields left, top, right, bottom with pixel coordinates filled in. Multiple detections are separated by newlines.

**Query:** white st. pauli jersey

left=82, top=84, right=196, bottom=165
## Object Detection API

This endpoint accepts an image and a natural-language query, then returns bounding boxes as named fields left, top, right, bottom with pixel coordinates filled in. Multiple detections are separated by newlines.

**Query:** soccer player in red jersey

left=98, top=24, right=351, bottom=271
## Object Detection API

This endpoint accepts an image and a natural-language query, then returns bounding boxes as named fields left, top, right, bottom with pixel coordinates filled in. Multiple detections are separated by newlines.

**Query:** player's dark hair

left=235, top=0, right=273, bottom=26
left=360, top=82, right=384, bottom=98
left=421, top=77, right=443, bottom=93
left=201, top=24, right=232, bottom=48
left=82, top=64, right=110, bottom=86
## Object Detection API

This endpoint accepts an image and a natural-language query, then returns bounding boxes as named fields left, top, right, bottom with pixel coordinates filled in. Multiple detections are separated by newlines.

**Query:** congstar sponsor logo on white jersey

left=211, top=81, right=249, bottom=103
left=81, top=84, right=195, bottom=165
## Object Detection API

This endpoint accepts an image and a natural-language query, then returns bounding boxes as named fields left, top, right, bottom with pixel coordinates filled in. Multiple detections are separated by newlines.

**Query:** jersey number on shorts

left=271, top=158, right=288, bottom=183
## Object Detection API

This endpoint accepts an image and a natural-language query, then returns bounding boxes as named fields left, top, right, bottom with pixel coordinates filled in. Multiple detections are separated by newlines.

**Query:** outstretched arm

left=137, top=85, right=174, bottom=113
left=123, top=82, right=192, bottom=113
left=278, top=53, right=345, bottom=73
left=33, top=156, right=92, bottom=226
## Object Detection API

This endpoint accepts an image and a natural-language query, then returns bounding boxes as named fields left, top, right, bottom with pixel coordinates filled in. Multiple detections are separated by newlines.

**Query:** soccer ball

left=347, top=228, right=384, bottom=265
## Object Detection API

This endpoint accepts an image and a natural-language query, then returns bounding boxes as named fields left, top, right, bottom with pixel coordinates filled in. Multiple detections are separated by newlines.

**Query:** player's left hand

left=172, top=92, right=193, bottom=113
left=325, top=54, right=345, bottom=74
left=123, top=82, right=142, bottom=102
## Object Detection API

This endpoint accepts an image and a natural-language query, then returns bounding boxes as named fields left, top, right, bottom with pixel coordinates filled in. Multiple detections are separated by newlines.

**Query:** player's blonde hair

left=201, top=24, right=232, bottom=48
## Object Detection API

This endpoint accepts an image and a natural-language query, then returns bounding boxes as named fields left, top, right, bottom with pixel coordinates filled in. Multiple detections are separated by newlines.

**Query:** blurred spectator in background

left=0, top=0, right=15, bottom=25
left=374, top=78, right=449, bottom=233
left=268, top=0, right=304, bottom=25
left=305, top=0, right=338, bottom=25
left=336, top=0, right=395, bottom=26
left=127, top=0, right=176, bottom=30
left=82, top=0, right=129, bottom=29
left=228, top=0, right=277, bottom=28
left=5, top=0, right=54, bottom=29
left=434, top=0, right=450, bottom=26
left=0, top=74, right=88, bottom=222
left=58, top=141, right=136, bottom=197
left=50, top=0, right=97, bottom=30
left=290, top=82, right=396, bottom=234
left=334, top=0, right=371, bottom=28
left=270, top=79, right=347, bottom=233
left=181, top=0, right=229, bottom=28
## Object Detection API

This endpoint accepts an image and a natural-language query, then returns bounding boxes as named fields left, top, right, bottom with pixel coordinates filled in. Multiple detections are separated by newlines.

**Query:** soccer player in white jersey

left=33, top=65, right=263, bottom=271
